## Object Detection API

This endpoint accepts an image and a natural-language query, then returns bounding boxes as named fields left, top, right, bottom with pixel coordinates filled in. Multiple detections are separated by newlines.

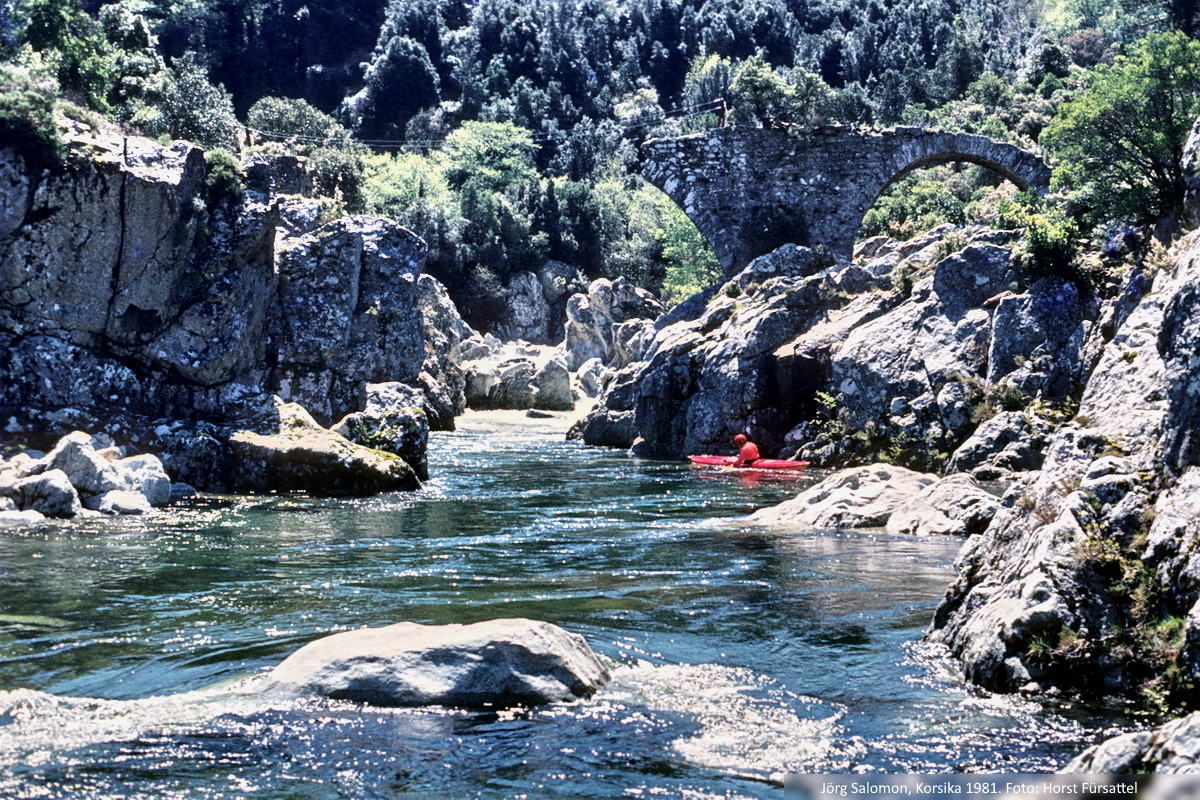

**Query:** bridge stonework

left=642, top=126, right=1052, bottom=276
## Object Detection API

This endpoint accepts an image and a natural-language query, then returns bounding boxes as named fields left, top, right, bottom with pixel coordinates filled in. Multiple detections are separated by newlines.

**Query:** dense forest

left=4, top=0, right=1200, bottom=327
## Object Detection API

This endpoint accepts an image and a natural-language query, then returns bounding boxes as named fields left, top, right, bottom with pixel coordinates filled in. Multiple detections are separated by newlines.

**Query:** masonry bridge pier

left=642, top=126, right=1052, bottom=277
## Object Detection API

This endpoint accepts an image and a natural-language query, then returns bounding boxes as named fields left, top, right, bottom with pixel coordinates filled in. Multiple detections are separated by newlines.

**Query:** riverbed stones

left=748, top=464, right=936, bottom=529
left=6, top=470, right=82, bottom=518
left=0, top=431, right=174, bottom=517
left=266, top=618, right=610, bottom=709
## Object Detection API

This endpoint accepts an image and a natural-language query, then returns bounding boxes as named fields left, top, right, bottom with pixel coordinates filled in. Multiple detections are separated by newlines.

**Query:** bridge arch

left=642, top=127, right=1051, bottom=276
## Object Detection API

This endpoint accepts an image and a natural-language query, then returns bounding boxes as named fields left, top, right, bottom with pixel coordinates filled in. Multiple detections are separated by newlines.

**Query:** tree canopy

left=1042, top=31, right=1200, bottom=227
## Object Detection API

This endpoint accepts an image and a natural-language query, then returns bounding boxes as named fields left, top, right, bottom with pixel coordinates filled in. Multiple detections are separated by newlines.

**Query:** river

left=0, top=412, right=1133, bottom=798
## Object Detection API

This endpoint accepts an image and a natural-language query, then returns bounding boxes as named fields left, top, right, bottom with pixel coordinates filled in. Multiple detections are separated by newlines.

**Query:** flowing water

left=0, top=413, right=1134, bottom=798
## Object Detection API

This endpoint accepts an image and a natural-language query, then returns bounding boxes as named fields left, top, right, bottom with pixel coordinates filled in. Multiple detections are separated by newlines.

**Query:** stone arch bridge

left=642, top=126, right=1052, bottom=276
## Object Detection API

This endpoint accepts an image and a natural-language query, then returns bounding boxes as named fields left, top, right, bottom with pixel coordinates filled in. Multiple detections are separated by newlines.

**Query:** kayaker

left=733, top=433, right=759, bottom=466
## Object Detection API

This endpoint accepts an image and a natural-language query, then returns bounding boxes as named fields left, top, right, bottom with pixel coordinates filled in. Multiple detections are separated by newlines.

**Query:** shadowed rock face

left=265, top=618, right=611, bottom=709
left=642, top=126, right=1051, bottom=275
left=0, top=133, right=427, bottom=434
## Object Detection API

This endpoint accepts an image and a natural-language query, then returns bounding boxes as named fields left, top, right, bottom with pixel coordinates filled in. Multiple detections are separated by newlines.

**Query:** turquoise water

left=0, top=413, right=1130, bottom=798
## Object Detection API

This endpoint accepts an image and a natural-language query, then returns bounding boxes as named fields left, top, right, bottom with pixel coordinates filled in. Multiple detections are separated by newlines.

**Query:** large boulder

left=987, top=276, right=1089, bottom=397
left=568, top=364, right=640, bottom=448
left=332, top=382, right=430, bottom=481
left=748, top=464, right=936, bottom=529
left=530, top=353, right=574, bottom=412
left=498, top=271, right=552, bottom=344
left=0, top=132, right=280, bottom=420
left=562, top=277, right=665, bottom=371
left=946, top=411, right=1056, bottom=476
left=265, top=618, right=611, bottom=709
left=1065, top=711, right=1200, bottom=773
left=416, top=274, right=474, bottom=431
left=273, top=215, right=426, bottom=426
left=5, top=470, right=81, bottom=518
left=885, top=474, right=1001, bottom=536
left=228, top=400, right=419, bottom=496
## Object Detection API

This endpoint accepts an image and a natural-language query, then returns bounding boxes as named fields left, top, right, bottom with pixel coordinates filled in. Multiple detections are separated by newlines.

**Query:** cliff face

left=924, top=232, right=1200, bottom=701
left=0, top=128, right=427, bottom=488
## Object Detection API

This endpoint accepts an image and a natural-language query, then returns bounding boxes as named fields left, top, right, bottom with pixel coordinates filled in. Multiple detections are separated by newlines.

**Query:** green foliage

left=153, top=52, right=239, bottom=150
left=1074, top=523, right=1197, bottom=714
left=247, top=96, right=365, bottom=209
left=995, top=191, right=1084, bottom=284
left=98, top=2, right=169, bottom=124
left=203, top=148, right=244, bottom=208
left=1042, top=31, right=1200, bottom=228
left=21, top=0, right=112, bottom=110
left=247, top=96, right=352, bottom=148
left=443, top=121, right=537, bottom=191
left=728, top=53, right=832, bottom=128
left=0, top=63, right=64, bottom=172
left=352, top=34, right=440, bottom=139
left=860, top=169, right=968, bottom=240
left=659, top=201, right=721, bottom=306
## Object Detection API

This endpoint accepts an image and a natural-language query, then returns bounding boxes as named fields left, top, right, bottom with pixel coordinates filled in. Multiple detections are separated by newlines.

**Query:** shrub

left=158, top=52, right=239, bottom=150
left=0, top=64, right=64, bottom=172
left=204, top=148, right=244, bottom=208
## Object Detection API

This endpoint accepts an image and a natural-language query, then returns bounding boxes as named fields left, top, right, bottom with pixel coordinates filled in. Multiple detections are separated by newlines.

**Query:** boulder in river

left=885, top=474, right=1001, bottom=537
left=332, top=382, right=430, bottom=481
left=228, top=399, right=420, bottom=496
left=748, top=464, right=936, bottom=529
left=265, top=618, right=610, bottom=709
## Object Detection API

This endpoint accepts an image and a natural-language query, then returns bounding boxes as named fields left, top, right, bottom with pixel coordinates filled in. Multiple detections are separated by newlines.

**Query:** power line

left=242, top=97, right=725, bottom=151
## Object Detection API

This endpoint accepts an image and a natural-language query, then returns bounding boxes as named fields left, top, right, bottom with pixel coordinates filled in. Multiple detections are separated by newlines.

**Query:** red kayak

left=688, top=455, right=809, bottom=470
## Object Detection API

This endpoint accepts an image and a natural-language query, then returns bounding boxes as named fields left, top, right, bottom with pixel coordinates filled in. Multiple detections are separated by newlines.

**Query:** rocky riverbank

left=563, top=127, right=1200, bottom=762
left=0, top=126, right=646, bottom=497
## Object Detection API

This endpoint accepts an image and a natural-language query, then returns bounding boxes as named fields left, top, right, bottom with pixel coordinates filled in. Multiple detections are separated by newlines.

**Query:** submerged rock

left=266, top=618, right=610, bottom=709
left=748, top=464, right=936, bottom=529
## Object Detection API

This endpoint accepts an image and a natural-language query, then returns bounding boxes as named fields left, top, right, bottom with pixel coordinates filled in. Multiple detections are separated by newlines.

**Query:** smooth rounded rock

left=748, top=464, right=937, bottom=529
left=266, top=618, right=611, bottom=709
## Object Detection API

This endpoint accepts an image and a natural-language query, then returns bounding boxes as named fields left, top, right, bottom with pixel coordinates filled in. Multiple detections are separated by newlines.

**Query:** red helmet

left=734, top=434, right=747, bottom=445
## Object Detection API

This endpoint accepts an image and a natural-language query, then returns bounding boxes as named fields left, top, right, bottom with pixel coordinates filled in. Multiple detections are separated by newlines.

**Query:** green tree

left=0, top=63, right=64, bottom=172
left=98, top=2, right=169, bottom=124
left=21, top=0, right=112, bottom=110
left=728, top=53, right=832, bottom=128
left=659, top=199, right=721, bottom=306
left=1041, top=31, right=1200, bottom=227
left=442, top=120, right=537, bottom=190
left=350, top=35, right=440, bottom=139
left=153, top=52, right=240, bottom=150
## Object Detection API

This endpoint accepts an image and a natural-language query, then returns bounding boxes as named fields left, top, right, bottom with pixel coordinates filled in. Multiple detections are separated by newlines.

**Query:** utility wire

left=242, top=97, right=725, bottom=151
